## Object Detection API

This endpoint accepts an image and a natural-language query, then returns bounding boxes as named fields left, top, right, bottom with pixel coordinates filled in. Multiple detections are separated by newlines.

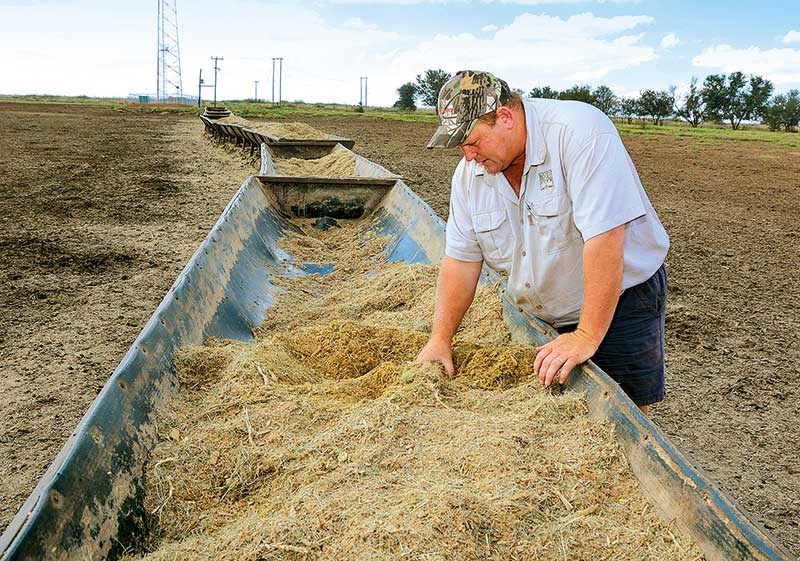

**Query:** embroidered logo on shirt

left=538, top=170, right=554, bottom=190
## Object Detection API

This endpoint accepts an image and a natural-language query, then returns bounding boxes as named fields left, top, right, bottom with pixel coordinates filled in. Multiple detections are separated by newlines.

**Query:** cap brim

left=426, top=120, right=472, bottom=149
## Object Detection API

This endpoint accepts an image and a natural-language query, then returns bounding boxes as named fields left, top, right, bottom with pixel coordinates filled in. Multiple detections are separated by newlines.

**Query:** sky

left=2, top=0, right=799, bottom=107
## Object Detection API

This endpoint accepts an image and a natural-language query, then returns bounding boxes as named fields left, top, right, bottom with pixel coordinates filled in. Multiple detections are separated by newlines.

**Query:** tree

left=558, top=84, right=595, bottom=104
left=702, top=72, right=774, bottom=130
left=765, top=94, right=787, bottom=131
left=618, top=97, right=639, bottom=125
left=415, top=69, right=452, bottom=109
left=634, top=95, right=650, bottom=123
left=529, top=86, right=559, bottom=99
left=638, top=89, right=675, bottom=125
left=394, top=82, right=417, bottom=111
left=675, top=77, right=705, bottom=128
left=591, top=85, right=618, bottom=116
left=785, top=90, right=800, bottom=131
left=746, top=75, right=775, bottom=122
left=764, top=90, right=800, bottom=132
left=512, top=87, right=527, bottom=98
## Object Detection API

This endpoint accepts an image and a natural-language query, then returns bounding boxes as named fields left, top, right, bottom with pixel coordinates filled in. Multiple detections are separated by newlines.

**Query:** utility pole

left=272, top=57, right=284, bottom=106
left=210, top=55, right=223, bottom=106
left=360, top=76, right=368, bottom=108
left=254, top=80, right=259, bottom=102
left=278, top=57, right=284, bottom=106
left=198, top=67, right=214, bottom=107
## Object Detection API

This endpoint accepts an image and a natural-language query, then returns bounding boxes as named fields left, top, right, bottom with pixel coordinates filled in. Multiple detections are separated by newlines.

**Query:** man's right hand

left=415, top=256, right=483, bottom=378
left=415, top=335, right=455, bottom=377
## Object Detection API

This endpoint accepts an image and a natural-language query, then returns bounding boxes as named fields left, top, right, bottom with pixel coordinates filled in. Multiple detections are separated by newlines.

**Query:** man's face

left=458, top=119, right=514, bottom=174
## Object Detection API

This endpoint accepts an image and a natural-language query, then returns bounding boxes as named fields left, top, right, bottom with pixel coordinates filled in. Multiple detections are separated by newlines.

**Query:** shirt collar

left=471, top=99, right=546, bottom=179
left=523, top=99, right=547, bottom=170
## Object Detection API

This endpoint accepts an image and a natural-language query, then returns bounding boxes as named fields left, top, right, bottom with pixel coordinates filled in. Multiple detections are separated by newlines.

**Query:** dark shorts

left=557, top=264, right=667, bottom=407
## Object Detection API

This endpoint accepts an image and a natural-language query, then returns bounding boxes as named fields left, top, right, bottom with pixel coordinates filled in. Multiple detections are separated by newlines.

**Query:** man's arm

left=416, top=256, right=484, bottom=375
left=534, top=224, right=625, bottom=386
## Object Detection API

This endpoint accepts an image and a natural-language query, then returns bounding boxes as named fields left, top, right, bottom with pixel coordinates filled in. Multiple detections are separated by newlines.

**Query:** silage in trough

left=129, top=218, right=703, bottom=561
left=217, top=116, right=330, bottom=140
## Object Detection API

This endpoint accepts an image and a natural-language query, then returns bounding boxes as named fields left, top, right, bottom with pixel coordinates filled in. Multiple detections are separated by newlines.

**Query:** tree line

left=396, top=69, right=800, bottom=133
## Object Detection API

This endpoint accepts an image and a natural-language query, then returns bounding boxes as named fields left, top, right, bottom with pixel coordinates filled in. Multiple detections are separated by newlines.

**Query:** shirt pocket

left=529, top=195, right=582, bottom=255
left=472, top=209, right=512, bottom=266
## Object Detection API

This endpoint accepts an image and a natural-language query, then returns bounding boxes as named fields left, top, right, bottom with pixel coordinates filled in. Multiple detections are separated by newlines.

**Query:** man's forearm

left=576, top=225, right=626, bottom=348
left=430, top=256, right=484, bottom=342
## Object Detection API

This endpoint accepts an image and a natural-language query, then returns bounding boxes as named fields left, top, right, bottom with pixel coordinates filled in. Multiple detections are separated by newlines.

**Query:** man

left=415, top=70, right=669, bottom=414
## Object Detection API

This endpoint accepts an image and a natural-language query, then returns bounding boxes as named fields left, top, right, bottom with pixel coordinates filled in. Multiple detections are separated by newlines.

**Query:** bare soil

left=0, top=104, right=798, bottom=556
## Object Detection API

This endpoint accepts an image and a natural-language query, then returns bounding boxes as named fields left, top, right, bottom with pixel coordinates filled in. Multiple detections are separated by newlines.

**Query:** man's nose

left=461, top=145, right=476, bottom=161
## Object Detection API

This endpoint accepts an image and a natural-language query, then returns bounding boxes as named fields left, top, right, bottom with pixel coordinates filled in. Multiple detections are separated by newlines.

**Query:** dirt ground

left=0, top=104, right=798, bottom=556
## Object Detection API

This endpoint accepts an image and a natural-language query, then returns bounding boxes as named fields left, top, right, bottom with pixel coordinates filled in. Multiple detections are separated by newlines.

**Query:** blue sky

left=2, top=0, right=799, bottom=107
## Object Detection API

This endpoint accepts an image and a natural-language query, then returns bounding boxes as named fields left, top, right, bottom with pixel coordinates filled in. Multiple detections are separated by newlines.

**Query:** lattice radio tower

left=156, top=0, right=183, bottom=100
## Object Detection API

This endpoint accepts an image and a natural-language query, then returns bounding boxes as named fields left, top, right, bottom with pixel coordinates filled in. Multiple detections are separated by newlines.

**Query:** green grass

left=0, top=94, right=200, bottom=115
left=0, top=95, right=438, bottom=122
left=224, top=100, right=438, bottom=123
left=3, top=94, right=799, bottom=147
left=615, top=121, right=800, bottom=148
left=0, top=94, right=128, bottom=109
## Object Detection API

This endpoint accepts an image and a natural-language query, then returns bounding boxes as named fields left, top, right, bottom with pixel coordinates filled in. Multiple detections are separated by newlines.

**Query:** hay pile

left=275, top=150, right=357, bottom=178
left=128, top=219, right=703, bottom=561
left=217, top=116, right=330, bottom=140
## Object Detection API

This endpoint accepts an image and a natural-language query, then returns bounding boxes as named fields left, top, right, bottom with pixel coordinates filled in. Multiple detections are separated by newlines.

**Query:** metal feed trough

left=200, top=111, right=355, bottom=158
left=0, top=138, right=796, bottom=561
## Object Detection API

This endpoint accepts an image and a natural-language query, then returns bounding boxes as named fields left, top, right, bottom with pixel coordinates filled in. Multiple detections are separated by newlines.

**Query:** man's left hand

left=534, top=329, right=598, bottom=387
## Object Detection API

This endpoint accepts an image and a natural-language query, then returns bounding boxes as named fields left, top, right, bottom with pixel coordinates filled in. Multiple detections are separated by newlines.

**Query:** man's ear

left=495, top=106, right=515, bottom=129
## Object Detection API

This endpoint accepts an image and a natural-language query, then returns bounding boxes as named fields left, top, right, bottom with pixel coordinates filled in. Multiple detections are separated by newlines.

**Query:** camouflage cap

left=426, top=70, right=512, bottom=149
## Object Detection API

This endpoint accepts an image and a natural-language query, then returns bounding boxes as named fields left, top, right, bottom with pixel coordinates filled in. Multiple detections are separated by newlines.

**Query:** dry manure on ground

left=129, top=218, right=703, bottom=561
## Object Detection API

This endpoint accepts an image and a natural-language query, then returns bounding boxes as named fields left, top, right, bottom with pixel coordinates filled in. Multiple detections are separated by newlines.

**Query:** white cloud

left=0, top=1, right=657, bottom=106
left=386, top=13, right=656, bottom=93
left=326, top=0, right=638, bottom=3
left=693, top=44, right=800, bottom=85
left=342, top=16, right=378, bottom=30
left=660, top=33, right=678, bottom=49
left=324, top=0, right=454, bottom=4
left=481, top=24, right=498, bottom=32
left=783, top=30, right=800, bottom=44
left=0, top=0, right=407, bottom=104
left=493, top=12, right=652, bottom=41
left=482, top=0, right=639, bottom=4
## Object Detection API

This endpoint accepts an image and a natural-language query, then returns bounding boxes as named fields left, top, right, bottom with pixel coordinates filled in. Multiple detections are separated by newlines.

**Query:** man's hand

left=534, top=328, right=598, bottom=387
left=534, top=224, right=626, bottom=387
left=416, top=335, right=455, bottom=377
left=415, top=257, right=483, bottom=378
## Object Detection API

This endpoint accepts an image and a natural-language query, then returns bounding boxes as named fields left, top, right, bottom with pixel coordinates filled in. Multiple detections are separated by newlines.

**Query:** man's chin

left=482, top=162, right=501, bottom=174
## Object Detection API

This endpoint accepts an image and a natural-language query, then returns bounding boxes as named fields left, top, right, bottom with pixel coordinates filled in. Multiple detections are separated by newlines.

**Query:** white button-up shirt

left=445, top=98, right=670, bottom=327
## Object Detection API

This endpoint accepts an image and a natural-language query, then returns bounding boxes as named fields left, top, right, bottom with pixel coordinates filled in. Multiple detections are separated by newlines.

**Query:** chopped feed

left=217, top=115, right=330, bottom=140
left=275, top=149, right=357, bottom=178
left=127, top=218, right=704, bottom=561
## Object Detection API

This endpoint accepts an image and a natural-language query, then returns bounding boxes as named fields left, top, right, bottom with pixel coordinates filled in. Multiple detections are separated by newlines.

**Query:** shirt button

left=522, top=251, right=527, bottom=257
left=536, top=304, right=543, bottom=310
left=525, top=282, right=530, bottom=288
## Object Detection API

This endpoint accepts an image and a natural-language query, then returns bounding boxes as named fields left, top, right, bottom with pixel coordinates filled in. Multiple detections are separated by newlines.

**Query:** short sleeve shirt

left=445, top=98, right=670, bottom=327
